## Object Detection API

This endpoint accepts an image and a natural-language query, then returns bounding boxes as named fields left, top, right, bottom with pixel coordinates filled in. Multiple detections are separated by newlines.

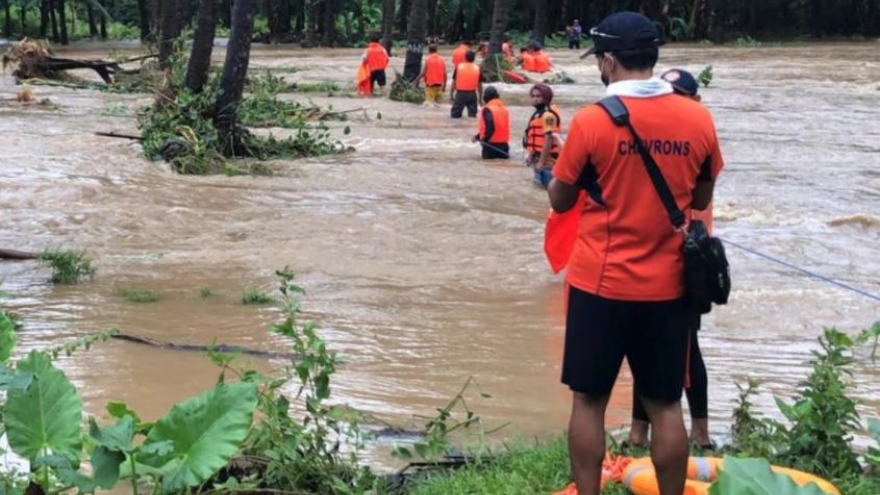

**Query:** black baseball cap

left=580, top=11, right=664, bottom=59
left=660, top=68, right=699, bottom=96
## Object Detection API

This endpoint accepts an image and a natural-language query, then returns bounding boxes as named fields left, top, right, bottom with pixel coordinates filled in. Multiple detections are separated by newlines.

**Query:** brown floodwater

left=1, top=42, right=879, bottom=469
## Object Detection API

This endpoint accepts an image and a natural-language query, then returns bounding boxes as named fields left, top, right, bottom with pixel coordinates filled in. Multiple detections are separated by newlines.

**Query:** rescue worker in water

left=472, top=86, right=510, bottom=159
left=524, top=83, right=563, bottom=188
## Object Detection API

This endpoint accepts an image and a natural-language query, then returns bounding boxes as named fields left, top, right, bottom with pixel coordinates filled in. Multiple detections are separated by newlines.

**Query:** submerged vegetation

left=38, top=249, right=96, bottom=284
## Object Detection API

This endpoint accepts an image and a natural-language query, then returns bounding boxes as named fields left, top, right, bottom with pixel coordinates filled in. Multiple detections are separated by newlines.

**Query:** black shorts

left=370, top=70, right=386, bottom=87
left=561, top=285, right=690, bottom=403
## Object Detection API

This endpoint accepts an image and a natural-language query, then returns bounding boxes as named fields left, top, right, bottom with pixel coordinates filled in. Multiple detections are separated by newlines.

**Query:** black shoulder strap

left=596, top=96, right=686, bottom=229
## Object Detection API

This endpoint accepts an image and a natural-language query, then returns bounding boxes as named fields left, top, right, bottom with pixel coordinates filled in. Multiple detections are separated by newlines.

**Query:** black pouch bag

left=596, top=96, right=731, bottom=313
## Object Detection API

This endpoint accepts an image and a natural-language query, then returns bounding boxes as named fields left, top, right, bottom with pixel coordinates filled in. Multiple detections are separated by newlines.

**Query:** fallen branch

left=96, top=131, right=143, bottom=140
left=110, top=333, right=298, bottom=359
left=0, top=249, right=37, bottom=260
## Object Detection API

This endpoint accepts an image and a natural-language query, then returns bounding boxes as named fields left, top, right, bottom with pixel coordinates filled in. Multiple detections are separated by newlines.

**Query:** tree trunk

left=487, top=0, right=507, bottom=55
left=158, top=0, right=183, bottom=68
left=294, top=0, right=304, bottom=35
left=20, top=2, right=27, bottom=37
left=381, top=0, right=394, bottom=54
left=137, top=0, right=150, bottom=39
left=532, top=0, right=546, bottom=44
left=220, top=0, right=231, bottom=27
left=185, top=0, right=218, bottom=93
left=100, top=2, right=107, bottom=38
left=321, top=0, right=335, bottom=45
left=58, top=0, right=68, bottom=45
left=50, top=0, right=59, bottom=41
left=481, top=0, right=508, bottom=81
left=397, top=0, right=408, bottom=33
left=214, top=0, right=256, bottom=146
left=402, top=0, right=427, bottom=82
left=87, top=4, right=98, bottom=37
left=355, top=1, right=365, bottom=41
left=4, top=1, right=12, bottom=38
left=40, top=0, right=49, bottom=37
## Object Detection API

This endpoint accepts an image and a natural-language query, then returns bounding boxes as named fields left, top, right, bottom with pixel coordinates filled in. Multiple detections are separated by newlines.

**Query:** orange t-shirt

left=452, top=44, right=470, bottom=68
left=424, top=53, right=447, bottom=86
left=364, top=42, right=389, bottom=71
left=522, top=53, right=536, bottom=71
left=552, top=95, right=724, bottom=301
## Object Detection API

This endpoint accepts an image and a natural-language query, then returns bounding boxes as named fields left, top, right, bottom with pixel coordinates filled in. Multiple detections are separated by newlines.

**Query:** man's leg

left=466, top=92, right=478, bottom=117
left=627, top=299, right=690, bottom=495
left=629, top=384, right=650, bottom=447
left=450, top=92, right=464, bottom=118
left=562, top=287, right=628, bottom=495
left=685, top=327, right=711, bottom=447
left=569, top=392, right=610, bottom=495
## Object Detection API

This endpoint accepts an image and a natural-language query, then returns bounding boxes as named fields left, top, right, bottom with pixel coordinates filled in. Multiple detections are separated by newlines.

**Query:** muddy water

left=1, top=42, right=879, bottom=467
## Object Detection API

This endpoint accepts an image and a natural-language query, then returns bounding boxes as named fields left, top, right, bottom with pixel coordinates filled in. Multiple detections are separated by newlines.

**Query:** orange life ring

left=622, top=457, right=840, bottom=495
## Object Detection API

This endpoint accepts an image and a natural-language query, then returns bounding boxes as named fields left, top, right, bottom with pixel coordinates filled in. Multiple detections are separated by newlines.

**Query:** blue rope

left=721, top=238, right=880, bottom=303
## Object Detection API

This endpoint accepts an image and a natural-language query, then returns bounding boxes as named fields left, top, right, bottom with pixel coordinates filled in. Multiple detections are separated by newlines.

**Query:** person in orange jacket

left=529, top=42, right=553, bottom=73
left=472, top=86, right=510, bottom=159
left=520, top=47, right=536, bottom=72
left=414, top=44, right=447, bottom=106
left=362, top=34, right=390, bottom=96
left=450, top=50, right=483, bottom=118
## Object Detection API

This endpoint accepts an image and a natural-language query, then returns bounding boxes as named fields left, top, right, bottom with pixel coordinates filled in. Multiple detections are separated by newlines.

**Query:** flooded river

left=1, top=42, right=879, bottom=466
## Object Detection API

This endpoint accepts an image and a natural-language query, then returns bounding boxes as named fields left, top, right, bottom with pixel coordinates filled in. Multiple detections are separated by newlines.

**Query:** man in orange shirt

left=451, top=40, right=472, bottom=78
left=472, top=86, right=510, bottom=159
left=548, top=12, right=725, bottom=495
left=628, top=68, right=714, bottom=453
left=519, top=47, right=535, bottom=72
left=450, top=50, right=483, bottom=118
left=414, top=44, right=447, bottom=106
left=362, top=34, right=390, bottom=96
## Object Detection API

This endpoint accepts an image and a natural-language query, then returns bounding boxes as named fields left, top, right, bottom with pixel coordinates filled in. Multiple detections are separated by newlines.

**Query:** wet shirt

left=553, top=94, right=724, bottom=301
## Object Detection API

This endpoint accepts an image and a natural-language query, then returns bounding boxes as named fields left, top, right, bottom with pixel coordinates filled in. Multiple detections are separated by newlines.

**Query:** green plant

left=210, top=268, right=378, bottom=493
left=866, top=418, right=880, bottom=473
left=708, top=457, right=830, bottom=494
left=39, top=249, right=96, bottom=284
left=0, top=310, right=16, bottom=364
left=241, top=287, right=275, bottom=305
left=734, top=35, right=762, bottom=47
left=729, top=379, right=779, bottom=459
left=698, top=65, right=714, bottom=88
left=772, top=329, right=862, bottom=479
left=200, top=286, right=214, bottom=298
left=391, top=377, right=501, bottom=462
left=121, top=288, right=162, bottom=303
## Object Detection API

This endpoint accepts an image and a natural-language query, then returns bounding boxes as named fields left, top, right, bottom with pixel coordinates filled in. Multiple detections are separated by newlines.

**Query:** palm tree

left=532, top=0, right=546, bottom=45
left=481, top=0, right=508, bottom=81
left=214, top=0, right=256, bottom=151
left=381, top=0, right=395, bottom=54
left=402, top=0, right=427, bottom=81
left=185, top=0, right=218, bottom=93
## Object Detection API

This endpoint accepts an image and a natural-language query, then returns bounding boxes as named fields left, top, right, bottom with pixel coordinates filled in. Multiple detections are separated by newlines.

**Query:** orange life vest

left=524, top=105, right=562, bottom=155
left=365, top=42, right=389, bottom=72
left=424, top=53, right=446, bottom=86
left=522, top=53, right=536, bottom=72
left=454, top=63, right=480, bottom=91
left=452, top=44, right=470, bottom=68
left=478, top=99, right=510, bottom=143
left=533, top=51, right=551, bottom=73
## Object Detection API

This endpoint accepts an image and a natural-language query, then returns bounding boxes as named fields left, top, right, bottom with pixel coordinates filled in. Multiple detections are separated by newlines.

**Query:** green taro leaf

left=89, top=416, right=135, bottom=452
left=708, top=457, right=832, bottom=495
left=91, top=446, right=125, bottom=489
left=137, top=382, right=258, bottom=492
left=4, top=351, right=83, bottom=466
